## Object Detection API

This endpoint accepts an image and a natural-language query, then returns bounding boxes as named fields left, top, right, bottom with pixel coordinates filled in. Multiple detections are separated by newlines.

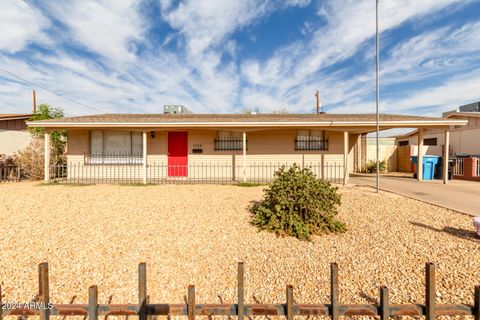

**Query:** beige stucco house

left=27, top=113, right=466, bottom=184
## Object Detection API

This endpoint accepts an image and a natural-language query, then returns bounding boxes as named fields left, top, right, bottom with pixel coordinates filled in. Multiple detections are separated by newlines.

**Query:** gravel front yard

left=0, top=182, right=478, bottom=307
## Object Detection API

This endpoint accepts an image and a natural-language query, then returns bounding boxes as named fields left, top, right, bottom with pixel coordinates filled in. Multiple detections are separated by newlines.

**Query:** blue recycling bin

left=411, top=155, right=439, bottom=180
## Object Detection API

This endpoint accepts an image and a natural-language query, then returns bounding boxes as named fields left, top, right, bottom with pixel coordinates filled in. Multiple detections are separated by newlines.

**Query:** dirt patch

left=0, top=182, right=478, bottom=306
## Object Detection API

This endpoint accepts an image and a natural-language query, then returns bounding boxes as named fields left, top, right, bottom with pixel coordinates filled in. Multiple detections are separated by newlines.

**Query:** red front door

left=168, top=132, right=188, bottom=177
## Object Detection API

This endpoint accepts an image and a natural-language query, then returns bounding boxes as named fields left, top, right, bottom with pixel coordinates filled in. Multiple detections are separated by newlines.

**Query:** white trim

left=27, top=119, right=468, bottom=128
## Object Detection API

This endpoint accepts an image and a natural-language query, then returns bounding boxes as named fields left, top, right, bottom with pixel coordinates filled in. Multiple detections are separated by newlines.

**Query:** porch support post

left=44, top=131, right=51, bottom=182
left=143, top=131, right=147, bottom=184
left=343, top=131, right=349, bottom=185
left=242, top=131, right=247, bottom=183
left=418, top=128, right=424, bottom=181
left=443, top=129, right=450, bottom=184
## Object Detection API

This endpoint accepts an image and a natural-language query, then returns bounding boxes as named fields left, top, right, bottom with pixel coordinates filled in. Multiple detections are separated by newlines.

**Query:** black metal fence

left=84, top=152, right=143, bottom=165
left=214, top=139, right=245, bottom=151
left=295, top=138, right=329, bottom=151
left=2, top=262, right=479, bottom=320
left=49, top=162, right=344, bottom=184
left=0, top=165, right=23, bottom=182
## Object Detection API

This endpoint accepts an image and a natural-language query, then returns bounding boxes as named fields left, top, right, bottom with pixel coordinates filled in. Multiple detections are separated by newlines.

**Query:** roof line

left=27, top=119, right=468, bottom=128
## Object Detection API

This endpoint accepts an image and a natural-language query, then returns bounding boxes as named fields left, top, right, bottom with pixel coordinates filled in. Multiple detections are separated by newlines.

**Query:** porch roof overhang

left=27, top=113, right=467, bottom=132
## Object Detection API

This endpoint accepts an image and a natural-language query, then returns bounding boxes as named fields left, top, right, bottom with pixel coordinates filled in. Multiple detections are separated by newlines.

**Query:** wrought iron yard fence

left=49, top=162, right=344, bottom=184
left=453, top=158, right=464, bottom=176
left=0, top=165, right=23, bottom=182
left=2, top=262, right=479, bottom=320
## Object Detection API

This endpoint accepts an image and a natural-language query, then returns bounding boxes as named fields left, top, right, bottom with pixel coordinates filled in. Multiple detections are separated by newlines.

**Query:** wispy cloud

left=43, top=0, right=146, bottom=65
left=0, top=0, right=50, bottom=52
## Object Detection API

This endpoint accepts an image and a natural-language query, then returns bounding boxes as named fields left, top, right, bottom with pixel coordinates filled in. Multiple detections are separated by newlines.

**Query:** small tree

left=252, top=164, right=346, bottom=240
left=28, top=104, right=66, bottom=165
left=13, top=104, right=66, bottom=179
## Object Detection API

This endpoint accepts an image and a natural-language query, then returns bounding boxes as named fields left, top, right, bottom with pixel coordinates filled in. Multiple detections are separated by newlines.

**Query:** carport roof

left=27, top=113, right=467, bottom=129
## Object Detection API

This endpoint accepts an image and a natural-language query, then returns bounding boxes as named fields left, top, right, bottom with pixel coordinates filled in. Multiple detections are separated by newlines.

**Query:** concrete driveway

left=350, top=174, right=480, bottom=216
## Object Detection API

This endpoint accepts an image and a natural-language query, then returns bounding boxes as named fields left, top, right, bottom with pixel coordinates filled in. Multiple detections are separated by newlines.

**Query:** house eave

left=26, top=119, right=468, bottom=129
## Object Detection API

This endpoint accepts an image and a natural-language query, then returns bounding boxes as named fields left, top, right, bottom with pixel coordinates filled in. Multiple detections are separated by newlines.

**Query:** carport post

left=44, top=131, right=51, bottom=182
left=443, top=130, right=449, bottom=184
left=343, top=131, right=349, bottom=185
left=242, top=131, right=247, bottom=182
left=417, top=128, right=424, bottom=181
left=143, top=131, right=147, bottom=184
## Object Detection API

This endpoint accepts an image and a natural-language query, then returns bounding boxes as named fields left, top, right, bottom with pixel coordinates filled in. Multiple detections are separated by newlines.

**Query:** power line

left=0, top=67, right=105, bottom=114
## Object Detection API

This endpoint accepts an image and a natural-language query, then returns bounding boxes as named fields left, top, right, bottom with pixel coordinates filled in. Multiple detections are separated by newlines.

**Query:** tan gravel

left=0, top=182, right=478, bottom=307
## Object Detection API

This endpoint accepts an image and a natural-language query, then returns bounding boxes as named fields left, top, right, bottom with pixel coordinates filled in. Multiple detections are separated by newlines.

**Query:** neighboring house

left=394, top=102, right=480, bottom=179
left=27, top=113, right=465, bottom=184
left=0, top=114, right=32, bottom=157
left=396, top=102, right=480, bottom=156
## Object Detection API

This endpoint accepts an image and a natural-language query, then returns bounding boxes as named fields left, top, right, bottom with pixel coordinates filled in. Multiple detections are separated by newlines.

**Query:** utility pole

left=33, top=89, right=37, bottom=113
left=375, top=0, right=380, bottom=193
left=315, top=90, right=321, bottom=114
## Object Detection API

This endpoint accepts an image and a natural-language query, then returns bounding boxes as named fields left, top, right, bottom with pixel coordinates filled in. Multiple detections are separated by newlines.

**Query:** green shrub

left=251, top=164, right=345, bottom=241
left=364, top=160, right=387, bottom=173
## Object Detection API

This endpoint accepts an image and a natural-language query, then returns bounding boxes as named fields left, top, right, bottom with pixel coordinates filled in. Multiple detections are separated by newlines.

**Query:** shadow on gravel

left=410, top=221, right=479, bottom=243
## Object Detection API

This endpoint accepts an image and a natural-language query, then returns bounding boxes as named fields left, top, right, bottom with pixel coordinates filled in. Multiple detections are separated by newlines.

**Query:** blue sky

left=1, top=0, right=480, bottom=118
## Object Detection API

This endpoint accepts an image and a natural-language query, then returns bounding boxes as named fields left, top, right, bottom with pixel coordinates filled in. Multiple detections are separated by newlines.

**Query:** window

left=295, top=130, right=328, bottom=151
left=398, top=140, right=409, bottom=146
left=87, top=130, right=143, bottom=164
left=423, top=138, right=437, bottom=146
left=214, top=131, right=245, bottom=151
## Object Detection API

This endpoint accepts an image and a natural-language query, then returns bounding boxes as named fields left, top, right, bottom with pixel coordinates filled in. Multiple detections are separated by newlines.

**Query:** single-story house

left=396, top=105, right=480, bottom=156
left=0, top=113, right=33, bottom=157
left=27, top=113, right=466, bottom=184
left=395, top=104, right=480, bottom=180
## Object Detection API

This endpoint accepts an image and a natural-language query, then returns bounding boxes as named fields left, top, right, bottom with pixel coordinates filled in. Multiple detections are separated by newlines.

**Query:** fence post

left=474, top=285, right=480, bottom=320
left=139, top=263, right=147, bottom=320
left=38, top=262, right=49, bottom=320
left=44, top=132, right=51, bottom=182
left=88, top=285, right=98, bottom=320
left=237, top=262, right=244, bottom=320
left=0, top=285, right=2, bottom=320
left=380, top=286, right=389, bottom=320
left=187, top=285, right=195, bottom=320
left=286, top=285, right=294, bottom=320
left=330, top=263, right=339, bottom=320
left=426, top=263, right=435, bottom=320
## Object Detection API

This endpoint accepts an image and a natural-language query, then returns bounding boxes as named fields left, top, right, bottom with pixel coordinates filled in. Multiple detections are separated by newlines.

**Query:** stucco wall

left=0, top=130, right=32, bottom=156
left=397, top=128, right=480, bottom=156
left=65, top=128, right=349, bottom=181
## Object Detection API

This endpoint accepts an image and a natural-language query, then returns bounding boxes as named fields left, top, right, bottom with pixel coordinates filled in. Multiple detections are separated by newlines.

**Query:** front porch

left=46, top=127, right=350, bottom=184
left=32, top=113, right=466, bottom=186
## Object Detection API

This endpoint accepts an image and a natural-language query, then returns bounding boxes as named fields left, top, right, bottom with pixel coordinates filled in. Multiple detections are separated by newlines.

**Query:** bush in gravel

left=13, top=138, right=45, bottom=180
left=364, top=160, right=387, bottom=173
left=251, top=164, right=345, bottom=240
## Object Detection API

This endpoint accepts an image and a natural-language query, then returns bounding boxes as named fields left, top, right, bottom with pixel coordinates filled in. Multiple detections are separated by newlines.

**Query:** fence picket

left=330, top=262, right=339, bottom=320
left=475, top=285, right=480, bottom=320
left=88, top=286, right=98, bottom=320
left=237, top=262, right=244, bottom=320
left=187, top=285, right=195, bottom=320
left=38, top=262, right=49, bottom=320
left=426, top=262, right=436, bottom=320
left=138, top=263, right=147, bottom=320
left=380, top=286, right=389, bottom=320
left=286, top=285, right=294, bottom=320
